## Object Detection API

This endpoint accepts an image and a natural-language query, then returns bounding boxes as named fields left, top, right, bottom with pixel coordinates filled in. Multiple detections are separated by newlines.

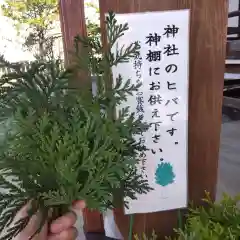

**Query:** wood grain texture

left=99, top=0, right=228, bottom=238
left=59, top=0, right=92, bottom=89
left=59, top=0, right=87, bottom=65
left=83, top=209, right=104, bottom=233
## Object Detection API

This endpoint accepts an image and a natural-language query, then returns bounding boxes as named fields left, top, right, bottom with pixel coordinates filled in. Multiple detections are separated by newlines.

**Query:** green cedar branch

left=0, top=12, right=152, bottom=240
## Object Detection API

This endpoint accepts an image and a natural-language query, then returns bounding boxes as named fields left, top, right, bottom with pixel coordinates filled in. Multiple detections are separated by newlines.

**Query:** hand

left=15, top=201, right=86, bottom=240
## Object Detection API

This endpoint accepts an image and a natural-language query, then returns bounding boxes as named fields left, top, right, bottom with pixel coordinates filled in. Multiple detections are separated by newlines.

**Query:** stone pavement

left=216, top=117, right=240, bottom=200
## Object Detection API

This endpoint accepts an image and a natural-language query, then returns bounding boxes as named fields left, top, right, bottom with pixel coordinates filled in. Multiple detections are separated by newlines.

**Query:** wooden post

left=59, top=0, right=87, bottom=65
left=59, top=0, right=104, bottom=233
left=99, top=0, right=228, bottom=238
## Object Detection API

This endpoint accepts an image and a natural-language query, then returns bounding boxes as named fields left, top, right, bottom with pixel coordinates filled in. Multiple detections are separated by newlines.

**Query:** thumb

left=13, top=203, right=48, bottom=240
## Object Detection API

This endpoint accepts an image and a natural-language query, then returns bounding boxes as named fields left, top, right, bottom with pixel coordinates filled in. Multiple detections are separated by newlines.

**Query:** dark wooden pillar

left=99, top=0, right=228, bottom=238
left=59, top=0, right=87, bottom=65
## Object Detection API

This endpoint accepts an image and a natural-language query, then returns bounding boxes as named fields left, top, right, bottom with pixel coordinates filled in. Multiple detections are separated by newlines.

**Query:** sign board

left=112, top=10, right=190, bottom=214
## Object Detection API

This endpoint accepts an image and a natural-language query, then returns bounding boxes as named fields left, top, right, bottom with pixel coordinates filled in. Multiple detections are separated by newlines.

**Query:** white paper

left=103, top=209, right=123, bottom=239
left=112, top=10, right=190, bottom=214
left=73, top=208, right=86, bottom=240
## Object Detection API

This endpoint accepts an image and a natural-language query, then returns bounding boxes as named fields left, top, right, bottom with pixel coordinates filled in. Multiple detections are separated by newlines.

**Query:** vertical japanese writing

left=145, top=31, right=162, bottom=157
left=112, top=10, right=190, bottom=214
left=163, top=25, right=180, bottom=157
left=113, top=10, right=190, bottom=214
left=145, top=25, right=180, bottom=187
left=133, top=47, right=147, bottom=177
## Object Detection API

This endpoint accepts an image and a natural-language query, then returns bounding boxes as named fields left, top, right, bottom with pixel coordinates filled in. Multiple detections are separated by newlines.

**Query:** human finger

left=48, top=227, right=78, bottom=240
left=12, top=202, right=48, bottom=239
left=49, top=211, right=77, bottom=234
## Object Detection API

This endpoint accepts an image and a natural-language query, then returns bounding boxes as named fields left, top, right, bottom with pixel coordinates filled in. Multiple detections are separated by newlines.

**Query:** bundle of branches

left=0, top=12, right=152, bottom=240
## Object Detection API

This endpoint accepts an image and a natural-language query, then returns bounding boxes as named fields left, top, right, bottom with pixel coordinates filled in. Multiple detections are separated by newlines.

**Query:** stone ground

left=216, top=116, right=240, bottom=200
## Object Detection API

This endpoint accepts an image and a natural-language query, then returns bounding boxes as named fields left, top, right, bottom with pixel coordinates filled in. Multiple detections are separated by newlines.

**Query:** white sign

left=112, top=10, right=190, bottom=214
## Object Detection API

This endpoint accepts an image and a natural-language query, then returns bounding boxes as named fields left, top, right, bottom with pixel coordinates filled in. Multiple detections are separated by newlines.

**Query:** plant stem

left=177, top=209, right=183, bottom=229
left=128, top=214, right=134, bottom=240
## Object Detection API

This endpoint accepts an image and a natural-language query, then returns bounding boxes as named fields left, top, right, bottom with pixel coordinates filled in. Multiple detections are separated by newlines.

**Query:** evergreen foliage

left=1, top=0, right=101, bottom=60
left=1, top=0, right=59, bottom=58
left=134, top=230, right=157, bottom=240
left=85, top=1, right=101, bottom=38
left=134, top=192, right=240, bottom=240
left=0, top=12, right=152, bottom=239
left=170, top=192, right=240, bottom=240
